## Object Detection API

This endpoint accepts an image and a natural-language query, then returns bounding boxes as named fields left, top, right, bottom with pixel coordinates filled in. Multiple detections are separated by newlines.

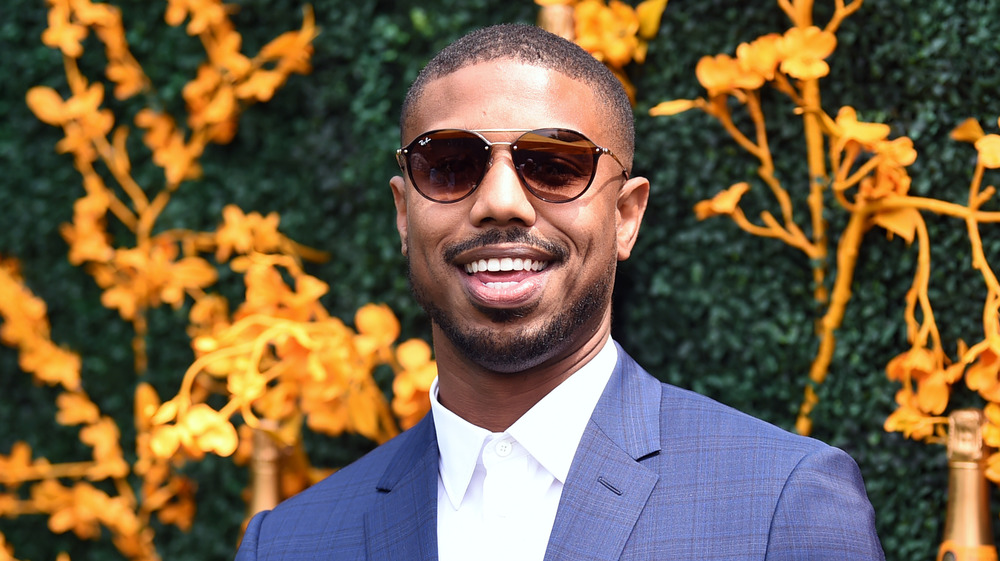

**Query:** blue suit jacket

left=236, top=346, right=884, bottom=560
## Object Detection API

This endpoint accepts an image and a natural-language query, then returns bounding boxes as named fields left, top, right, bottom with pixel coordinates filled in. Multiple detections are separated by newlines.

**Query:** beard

left=407, top=229, right=616, bottom=373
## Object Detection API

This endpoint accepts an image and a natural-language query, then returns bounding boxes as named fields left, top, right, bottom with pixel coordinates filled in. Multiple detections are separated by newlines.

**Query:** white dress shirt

left=430, top=338, right=618, bottom=561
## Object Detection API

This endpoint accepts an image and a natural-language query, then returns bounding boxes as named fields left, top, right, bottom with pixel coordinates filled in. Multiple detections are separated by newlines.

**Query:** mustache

left=442, top=229, right=569, bottom=263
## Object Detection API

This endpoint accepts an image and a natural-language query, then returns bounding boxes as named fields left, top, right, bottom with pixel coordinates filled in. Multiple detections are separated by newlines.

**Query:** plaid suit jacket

left=236, top=344, right=885, bottom=560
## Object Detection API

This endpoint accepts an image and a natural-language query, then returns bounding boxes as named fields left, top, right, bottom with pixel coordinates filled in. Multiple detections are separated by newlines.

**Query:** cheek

left=405, top=208, right=453, bottom=267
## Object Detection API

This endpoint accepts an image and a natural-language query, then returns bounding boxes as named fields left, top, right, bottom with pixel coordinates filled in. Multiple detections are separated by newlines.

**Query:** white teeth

left=464, top=258, right=549, bottom=274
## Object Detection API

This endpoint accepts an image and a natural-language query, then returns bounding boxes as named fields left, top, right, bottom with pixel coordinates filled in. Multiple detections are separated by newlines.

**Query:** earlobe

left=389, top=176, right=409, bottom=256
left=616, top=176, right=649, bottom=261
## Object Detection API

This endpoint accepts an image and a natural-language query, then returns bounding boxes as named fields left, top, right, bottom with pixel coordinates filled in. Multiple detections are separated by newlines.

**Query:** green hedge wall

left=2, top=0, right=999, bottom=559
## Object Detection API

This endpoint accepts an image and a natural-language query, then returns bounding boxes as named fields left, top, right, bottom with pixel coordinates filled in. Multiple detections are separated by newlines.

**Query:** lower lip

left=461, top=269, right=547, bottom=308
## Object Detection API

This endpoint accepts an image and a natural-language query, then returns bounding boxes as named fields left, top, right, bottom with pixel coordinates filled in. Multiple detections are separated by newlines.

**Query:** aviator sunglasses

left=396, top=128, right=629, bottom=203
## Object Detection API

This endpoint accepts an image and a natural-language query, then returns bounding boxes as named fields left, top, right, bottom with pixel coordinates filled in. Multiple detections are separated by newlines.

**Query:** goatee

left=406, top=230, right=614, bottom=373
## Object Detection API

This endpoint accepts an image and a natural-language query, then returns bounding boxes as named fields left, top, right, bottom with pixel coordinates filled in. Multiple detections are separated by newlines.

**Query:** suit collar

left=544, top=345, right=663, bottom=561
left=588, top=343, right=662, bottom=460
left=366, top=414, right=439, bottom=561
left=365, top=346, right=663, bottom=561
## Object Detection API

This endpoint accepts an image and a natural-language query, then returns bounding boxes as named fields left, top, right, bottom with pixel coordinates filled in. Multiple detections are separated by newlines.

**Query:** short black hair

left=400, top=23, right=635, bottom=167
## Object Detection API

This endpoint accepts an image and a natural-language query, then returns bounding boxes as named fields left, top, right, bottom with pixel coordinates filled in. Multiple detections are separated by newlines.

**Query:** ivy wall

left=2, top=0, right=999, bottom=558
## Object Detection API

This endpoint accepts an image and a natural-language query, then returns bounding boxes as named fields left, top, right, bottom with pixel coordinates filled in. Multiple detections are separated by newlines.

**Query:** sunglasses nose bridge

left=483, top=140, right=516, bottom=172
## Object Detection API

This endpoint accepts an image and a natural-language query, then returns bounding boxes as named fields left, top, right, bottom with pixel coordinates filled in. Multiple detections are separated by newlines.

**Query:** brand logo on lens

left=418, top=137, right=432, bottom=146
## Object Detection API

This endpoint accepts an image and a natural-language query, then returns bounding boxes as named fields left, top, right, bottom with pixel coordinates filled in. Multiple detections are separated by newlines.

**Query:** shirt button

left=495, top=439, right=513, bottom=457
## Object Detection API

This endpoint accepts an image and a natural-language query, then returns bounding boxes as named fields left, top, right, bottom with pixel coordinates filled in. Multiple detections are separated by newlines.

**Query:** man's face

left=390, top=60, right=647, bottom=374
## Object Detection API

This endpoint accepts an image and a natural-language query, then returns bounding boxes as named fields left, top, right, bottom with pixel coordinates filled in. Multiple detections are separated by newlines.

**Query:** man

left=236, top=23, right=884, bottom=560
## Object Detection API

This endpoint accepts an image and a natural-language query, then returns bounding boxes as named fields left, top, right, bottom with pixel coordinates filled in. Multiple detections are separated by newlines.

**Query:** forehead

left=405, top=60, right=608, bottom=144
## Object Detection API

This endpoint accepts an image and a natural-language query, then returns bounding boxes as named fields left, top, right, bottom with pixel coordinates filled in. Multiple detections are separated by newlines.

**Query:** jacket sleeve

left=764, top=446, right=885, bottom=561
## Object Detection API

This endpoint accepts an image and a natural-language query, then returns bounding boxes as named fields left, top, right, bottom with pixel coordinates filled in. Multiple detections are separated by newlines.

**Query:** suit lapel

left=544, top=346, right=662, bottom=561
left=365, top=415, right=439, bottom=561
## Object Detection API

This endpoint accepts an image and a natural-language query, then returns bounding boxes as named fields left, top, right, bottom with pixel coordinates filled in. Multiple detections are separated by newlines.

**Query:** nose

left=468, top=149, right=537, bottom=227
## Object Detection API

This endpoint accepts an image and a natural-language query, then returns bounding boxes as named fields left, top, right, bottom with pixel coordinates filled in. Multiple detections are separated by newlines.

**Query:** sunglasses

left=396, top=128, right=629, bottom=204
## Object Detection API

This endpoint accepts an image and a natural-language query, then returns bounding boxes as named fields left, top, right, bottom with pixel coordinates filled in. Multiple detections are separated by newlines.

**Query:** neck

left=433, top=323, right=611, bottom=432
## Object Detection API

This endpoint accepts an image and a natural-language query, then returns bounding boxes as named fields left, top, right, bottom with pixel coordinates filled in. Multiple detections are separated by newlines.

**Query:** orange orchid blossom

left=147, top=256, right=435, bottom=464
left=661, top=24, right=837, bottom=104
left=651, top=0, right=1000, bottom=452
left=777, top=25, right=836, bottom=80
left=392, top=339, right=438, bottom=430
left=694, top=182, right=750, bottom=220
left=537, top=0, right=667, bottom=101
left=11, top=1, right=331, bottom=558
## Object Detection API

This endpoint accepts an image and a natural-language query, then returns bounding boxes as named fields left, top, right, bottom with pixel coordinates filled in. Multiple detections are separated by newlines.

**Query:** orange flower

left=0, top=262, right=81, bottom=389
left=833, top=106, right=891, bottom=152
left=778, top=26, right=836, bottom=80
left=151, top=404, right=239, bottom=458
left=41, top=481, right=102, bottom=539
left=355, top=303, right=401, bottom=355
left=883, top=389, right=938, bottom=440
left=186, top=294, right=230, bottom=344
left=575, top=0, right=640, bottom=68
left=207, top=27, right=252, bottom=80
left=635, top=0, right=668, bottom=41
left=26, top=82, right=114, bottom=164
left=71, top=0, right=119, bottom=27
left=19, top=341, right=82, bottom=391
left=950, top=117, right=985, bottom=144
left=105, top=58, right=148, bottom=100
left=150, top=126, right=204, bottom=185
left=233, top=257, right=327, bottom=322
left=858, top=162, right=911, bottom=201
left=227, top=370, right=268, bottom=403
left=983, top=403, right=1000, bottom=451
left=41, top=1, right=88, bottom=58
left=696, top=54, right=763, bottom=97
left=134, top=383, right=161, bottom=432
left=55, top=392, right=100, bottom=426
left=98, top=240, right=217, bottom=320
left=694, top=182, right=750, bottom=219
left=877, top=137, right=918, bottom=167
left=61, top=187, right=114, bottom=265
left=648, top=98, right=700, bottom=117
left=392, top=339, right=437, bottom=429
left=736, top=33, right=782, bottom=81
left=165, top=0, right=228, bottom=36
left=134, top=109, right=176, bottom=152
left=80, top=417, right=129, bottom=479
left=886, top=346, right=936, bottom=382
left=235, top=70, right=286, bottom=103
left=214, top=205, right=283, bottom=262
left=0, top=442, right=38, bottom=484
left=965, top=336, right=1000, bottom=401
left=184, top=404, right=239, bottom=457
left=256, top=5, right=318, bottom=75
left=975, top=134, right=1000, bottom=169
left=884, top=345, right=963, bottom=415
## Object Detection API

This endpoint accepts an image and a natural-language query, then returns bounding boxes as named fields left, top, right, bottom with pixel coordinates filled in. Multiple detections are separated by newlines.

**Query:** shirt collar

left=430, top=338, right=618, bottom=510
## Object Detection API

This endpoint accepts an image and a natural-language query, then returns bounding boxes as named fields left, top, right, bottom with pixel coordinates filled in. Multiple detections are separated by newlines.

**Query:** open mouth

left=457, top=253, right=553, bottom=305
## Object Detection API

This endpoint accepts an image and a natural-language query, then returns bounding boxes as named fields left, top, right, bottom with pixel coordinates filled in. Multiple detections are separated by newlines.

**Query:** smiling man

left=235, top=23, right=885, bottom=561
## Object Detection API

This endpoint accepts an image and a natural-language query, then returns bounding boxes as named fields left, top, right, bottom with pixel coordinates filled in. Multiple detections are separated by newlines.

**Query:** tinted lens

left=512, top=129, right=597, bottom=202
left=405, top=130, right=489, bottom=202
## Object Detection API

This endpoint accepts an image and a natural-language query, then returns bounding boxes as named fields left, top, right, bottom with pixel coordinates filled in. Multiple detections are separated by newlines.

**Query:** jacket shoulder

left=236, top=417, right=433, bottom=559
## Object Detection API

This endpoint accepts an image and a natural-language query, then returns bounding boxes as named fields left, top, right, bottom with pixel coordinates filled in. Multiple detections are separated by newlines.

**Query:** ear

left=615, top=176, right=649, bottom=261
left=389, top=175, right=409, bottom=256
